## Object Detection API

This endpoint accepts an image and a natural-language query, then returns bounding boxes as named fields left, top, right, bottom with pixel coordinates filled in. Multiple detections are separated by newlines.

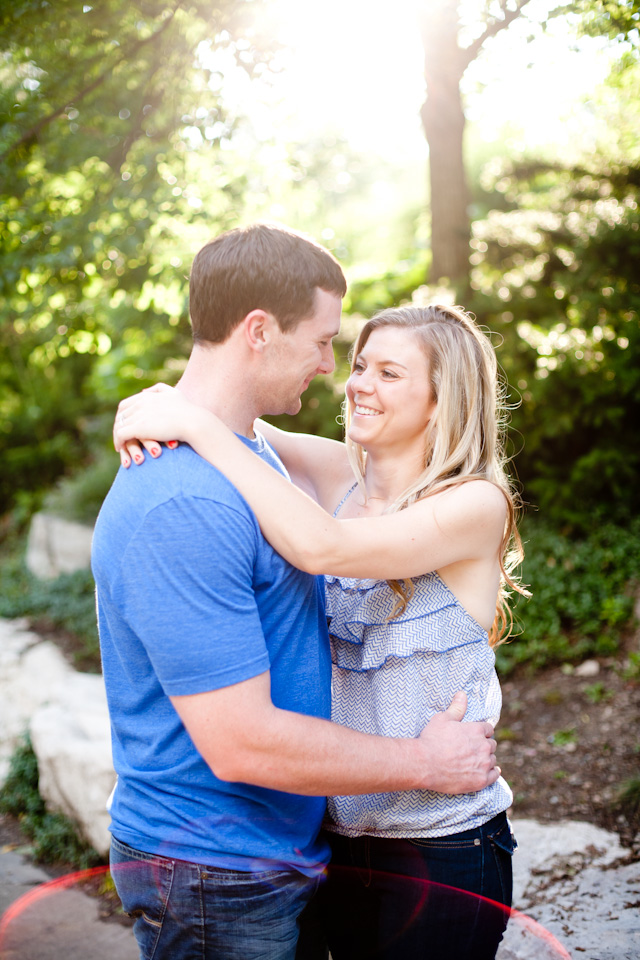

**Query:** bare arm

left=172, top=672, right=498, bottom=796
left=115, top=386, right=506, bottom=582
left=254, top=418, right=352, bottom=508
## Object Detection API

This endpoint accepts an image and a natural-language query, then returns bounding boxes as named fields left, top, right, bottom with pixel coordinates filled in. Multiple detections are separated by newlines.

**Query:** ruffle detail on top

left=325, top=572, right=488, bottom=673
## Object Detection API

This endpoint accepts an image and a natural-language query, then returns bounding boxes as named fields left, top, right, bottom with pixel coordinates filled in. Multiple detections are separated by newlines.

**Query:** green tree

left=419, top=0, right=533, bottom=285
left=0, top=0, right=270, bottom=513
left=418, top=0, right=640, bottom=287
left=468, top=54, right=640, bottom=526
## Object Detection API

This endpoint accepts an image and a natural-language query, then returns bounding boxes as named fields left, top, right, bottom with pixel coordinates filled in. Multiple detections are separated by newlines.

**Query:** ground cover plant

left=0, top=737, right=102, bottom=869
left=497, top=514, right=640, bottom=674
left=0, top=532, right=99, bottom=671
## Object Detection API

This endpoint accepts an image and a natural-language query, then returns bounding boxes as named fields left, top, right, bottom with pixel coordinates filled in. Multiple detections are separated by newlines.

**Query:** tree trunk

left=420, top=1, right=470, bottom=285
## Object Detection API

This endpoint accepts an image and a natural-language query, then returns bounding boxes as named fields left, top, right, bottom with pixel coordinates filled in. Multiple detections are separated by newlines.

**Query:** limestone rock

left=26, top=512, right=94, bottom=580
left=0, top=617, right=115, bottom=857
left=574, top=658, right=600, bottom=678
left=0, top=619, right=67, bottom=783
left=511, top=818, right=626, bottom=908
left=30, top=675, right=114, bottom=856
left=498, top=819, right=639, bottom=959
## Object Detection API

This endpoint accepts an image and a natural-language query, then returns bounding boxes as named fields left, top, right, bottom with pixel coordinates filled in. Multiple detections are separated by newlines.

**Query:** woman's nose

left=356, top=370, right=374, bottom=392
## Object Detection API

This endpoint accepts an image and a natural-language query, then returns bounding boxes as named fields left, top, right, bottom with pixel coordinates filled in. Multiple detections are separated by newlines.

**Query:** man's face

left=266, top=288, right=342, bottom=416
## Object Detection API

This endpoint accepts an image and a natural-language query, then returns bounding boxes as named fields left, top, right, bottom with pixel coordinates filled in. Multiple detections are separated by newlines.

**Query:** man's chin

left=266, top=397, right=302, bottom=417
left=284, top=397, right=303, bottom=416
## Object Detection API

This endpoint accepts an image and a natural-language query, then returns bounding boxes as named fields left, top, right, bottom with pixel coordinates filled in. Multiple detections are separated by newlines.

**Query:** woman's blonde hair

left=343, top=303, right=528, bottom=646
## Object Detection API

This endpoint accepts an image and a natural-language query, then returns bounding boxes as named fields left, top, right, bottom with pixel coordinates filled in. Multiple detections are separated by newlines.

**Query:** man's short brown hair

left=189, top=223, right=347, bottom=344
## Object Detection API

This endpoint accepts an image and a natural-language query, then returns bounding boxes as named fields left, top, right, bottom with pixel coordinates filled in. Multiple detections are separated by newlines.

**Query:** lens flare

left=0, top=862, right=572, bottom=958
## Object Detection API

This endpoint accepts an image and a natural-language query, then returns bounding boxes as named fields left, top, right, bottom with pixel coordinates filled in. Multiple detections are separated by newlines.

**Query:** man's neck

left=176, top=343, right=259, bottom=438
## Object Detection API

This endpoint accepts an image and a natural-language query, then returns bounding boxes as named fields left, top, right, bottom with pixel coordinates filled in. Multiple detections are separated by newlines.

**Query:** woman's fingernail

left=167, top=441, right=178, bottom=449
left=134, top=455, right=143, bottom=464
left=151, top=447, right=160, bottom=457
left=123, top=458, right=130, bottom=468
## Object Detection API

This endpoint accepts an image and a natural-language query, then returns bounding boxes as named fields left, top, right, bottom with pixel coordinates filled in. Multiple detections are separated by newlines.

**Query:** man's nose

left=318, top=345, right=335, bottom=375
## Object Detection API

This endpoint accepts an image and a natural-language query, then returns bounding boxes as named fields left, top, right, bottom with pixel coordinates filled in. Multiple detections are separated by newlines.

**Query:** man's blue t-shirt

left=91, top=434, right=331, bottom=875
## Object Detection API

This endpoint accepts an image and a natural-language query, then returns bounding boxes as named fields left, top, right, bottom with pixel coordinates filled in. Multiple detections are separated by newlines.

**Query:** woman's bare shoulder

left=412, top=479, right=507, bottom=531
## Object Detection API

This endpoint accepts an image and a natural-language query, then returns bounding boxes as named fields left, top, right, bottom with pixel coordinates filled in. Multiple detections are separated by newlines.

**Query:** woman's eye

left=353, top=362, right=365, bottom=373
left=381, top=370, right=398, bottom=379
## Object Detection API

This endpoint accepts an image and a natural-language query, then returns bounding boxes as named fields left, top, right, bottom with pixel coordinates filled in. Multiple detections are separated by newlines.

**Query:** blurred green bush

left=497, top=515, right=640, bottom=674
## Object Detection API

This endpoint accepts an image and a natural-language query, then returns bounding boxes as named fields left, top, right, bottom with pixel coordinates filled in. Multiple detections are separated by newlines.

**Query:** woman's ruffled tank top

left=324, top=486, right=512, bottom=838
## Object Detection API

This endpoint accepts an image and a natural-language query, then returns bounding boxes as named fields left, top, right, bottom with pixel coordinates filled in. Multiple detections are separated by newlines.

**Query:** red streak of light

left=0, top=864, right=110, bottom=948
left=0, top=864, right=571, bottom=959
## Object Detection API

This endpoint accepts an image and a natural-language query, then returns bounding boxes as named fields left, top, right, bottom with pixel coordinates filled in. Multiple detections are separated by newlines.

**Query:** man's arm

left=172, top=672, right=499, bottom=797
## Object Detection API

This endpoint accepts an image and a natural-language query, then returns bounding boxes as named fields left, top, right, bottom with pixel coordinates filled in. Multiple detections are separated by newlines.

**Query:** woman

left=114, top=304, right=527, bottom=960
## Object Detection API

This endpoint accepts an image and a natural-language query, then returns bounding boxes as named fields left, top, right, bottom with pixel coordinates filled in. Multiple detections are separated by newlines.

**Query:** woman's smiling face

left=345, top=325, right=437, bottom=455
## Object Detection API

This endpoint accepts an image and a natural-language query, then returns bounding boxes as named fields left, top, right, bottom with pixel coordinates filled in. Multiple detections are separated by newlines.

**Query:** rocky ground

left=498, top=650, right=640, bottom=852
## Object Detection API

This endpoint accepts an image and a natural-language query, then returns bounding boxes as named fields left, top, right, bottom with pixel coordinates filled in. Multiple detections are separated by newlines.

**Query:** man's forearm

left=218, top=707, right=430, bottom=795
left=173, top=681, right=498, bottom=797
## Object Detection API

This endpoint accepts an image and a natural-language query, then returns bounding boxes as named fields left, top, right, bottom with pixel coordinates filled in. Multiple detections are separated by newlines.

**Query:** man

left=92, top=223, right=498, bottom=960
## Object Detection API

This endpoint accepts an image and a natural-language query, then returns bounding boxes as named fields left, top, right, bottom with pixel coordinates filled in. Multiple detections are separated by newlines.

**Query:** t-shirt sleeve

left=113, top=494, right=270, bottom=696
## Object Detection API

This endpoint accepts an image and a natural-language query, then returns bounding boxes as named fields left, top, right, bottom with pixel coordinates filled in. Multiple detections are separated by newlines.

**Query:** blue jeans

left=296, top=812, right=516, bottom=960
left=110, top=836, right=319, bottom=960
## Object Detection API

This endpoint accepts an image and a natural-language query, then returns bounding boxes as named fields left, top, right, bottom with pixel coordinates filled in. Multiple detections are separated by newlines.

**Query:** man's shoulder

left=92, top=448, right=262, bottom=587
left=172, top=443, right=252, bottom=505
left=126, top=444, right=251, bottom=506
left=94, top=446, right=256, bottom=543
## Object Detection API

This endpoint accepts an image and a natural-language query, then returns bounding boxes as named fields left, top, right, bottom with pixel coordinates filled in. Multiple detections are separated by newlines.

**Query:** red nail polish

left=134, top=455, right=142, bottom=464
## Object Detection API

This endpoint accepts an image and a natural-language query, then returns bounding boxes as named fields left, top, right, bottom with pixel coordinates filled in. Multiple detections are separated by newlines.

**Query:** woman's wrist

left=185, top=406, right=217, bottom=447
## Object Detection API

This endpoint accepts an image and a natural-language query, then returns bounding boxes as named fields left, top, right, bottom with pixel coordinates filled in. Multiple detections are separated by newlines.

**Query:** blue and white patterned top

left=324, top=569, right=513, bottom=838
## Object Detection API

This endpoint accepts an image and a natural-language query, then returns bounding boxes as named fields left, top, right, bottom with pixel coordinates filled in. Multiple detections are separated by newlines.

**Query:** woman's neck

left=361, top=448, right=424, bottom=505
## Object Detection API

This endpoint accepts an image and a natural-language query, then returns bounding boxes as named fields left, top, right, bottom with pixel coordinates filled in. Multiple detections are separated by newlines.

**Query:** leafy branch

left=0, top=2, right=181, bottom=163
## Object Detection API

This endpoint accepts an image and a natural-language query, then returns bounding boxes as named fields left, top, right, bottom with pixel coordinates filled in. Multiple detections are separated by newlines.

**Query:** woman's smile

left=346, top=326, right=436, bottom=453
left=354, top=404, right=382, bottom=417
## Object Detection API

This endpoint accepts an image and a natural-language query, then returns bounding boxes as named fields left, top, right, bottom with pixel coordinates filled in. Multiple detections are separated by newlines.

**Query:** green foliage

left=611, top=775, right=640, bottom=839
left=621, top=651, right=640, bottom=681
left=554, top=0, right=640, bottom=45
left=469, top=155, right=640, bottom=526
left=344, top=256, right=432, bottom=319
left=459, top=52, right=640, bottom=530
left=496, top=516, right=640, bottom=674
left=0, top=737, right=44, bottom=820
left=0, top=0, right=271, bottom=514
left=0, top=0, right=421, bottom=516
left=583, top=681, right=614, bottom=703
left=264, top=376, right=347, bottom=442
left=42, top=441, right=119, bottom=524
left=0, top=738, right=102, bottom=868
left=0, top=544, right=99, bottom=669
left=549, top=727, right=578, bottom=747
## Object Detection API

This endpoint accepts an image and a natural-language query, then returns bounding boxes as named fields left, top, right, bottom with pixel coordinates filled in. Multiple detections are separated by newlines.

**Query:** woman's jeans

left=110, top=836, right=319, bottom=960
left=297, top=812, right=516, bottom=960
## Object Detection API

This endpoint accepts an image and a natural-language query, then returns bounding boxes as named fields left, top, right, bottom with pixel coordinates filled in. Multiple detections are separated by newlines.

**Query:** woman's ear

left=243, top=309, right=278, bottom=353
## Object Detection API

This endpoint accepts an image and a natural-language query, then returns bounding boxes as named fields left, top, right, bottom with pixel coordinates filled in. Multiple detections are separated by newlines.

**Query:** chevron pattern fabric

left=325, top=572, right=513, bottom=838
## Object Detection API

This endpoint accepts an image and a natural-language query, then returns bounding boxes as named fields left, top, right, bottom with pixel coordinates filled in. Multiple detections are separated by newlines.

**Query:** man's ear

left=243, top=309, right=278, bottom=353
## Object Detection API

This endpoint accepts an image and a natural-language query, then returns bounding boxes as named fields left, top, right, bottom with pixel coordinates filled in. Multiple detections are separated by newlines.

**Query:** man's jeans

left=110, top=836, right=319, bottom=960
